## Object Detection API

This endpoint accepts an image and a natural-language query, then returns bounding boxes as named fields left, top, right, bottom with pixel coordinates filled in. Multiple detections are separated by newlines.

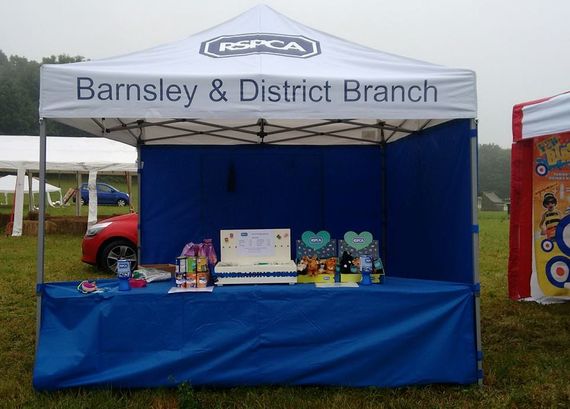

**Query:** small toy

left=77, top=280, right=98, bottom=294
left=360, top=255, right=373, bottom=285
left=373, top=258, right=384, bottom=274
left=351, top=256, right=361, bottom=273
left=307, top=256, right=319, bottom=276
left=297, top=256, right=308, bottom=275
left=318, top=259, right=326, bottom=275
left=129, top=278, right=147, bottom=288
left=339, top=251, right=354, bottom=274
left=325, top=257, right=337, bottom=274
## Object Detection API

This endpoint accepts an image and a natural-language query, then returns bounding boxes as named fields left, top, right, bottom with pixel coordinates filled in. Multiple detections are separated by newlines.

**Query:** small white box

left=214, top=228, right=297, bottom=285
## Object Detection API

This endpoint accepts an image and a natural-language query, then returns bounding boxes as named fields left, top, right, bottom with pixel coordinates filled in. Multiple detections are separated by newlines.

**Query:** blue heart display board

left=296, top=230, right=337, bottom=260
left=339, top=231, right=380, bottom=258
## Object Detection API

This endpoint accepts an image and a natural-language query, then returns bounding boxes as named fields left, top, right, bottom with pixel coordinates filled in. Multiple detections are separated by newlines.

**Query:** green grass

left=0, top=212, right=569, bottom=408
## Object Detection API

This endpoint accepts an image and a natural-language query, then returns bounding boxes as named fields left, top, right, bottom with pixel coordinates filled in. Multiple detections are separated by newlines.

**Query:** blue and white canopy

left=40, top=5, right=477, bottom=146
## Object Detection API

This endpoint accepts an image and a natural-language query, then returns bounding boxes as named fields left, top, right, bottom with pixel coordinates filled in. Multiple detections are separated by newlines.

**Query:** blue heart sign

left=301, top=231, right=331, bottom=251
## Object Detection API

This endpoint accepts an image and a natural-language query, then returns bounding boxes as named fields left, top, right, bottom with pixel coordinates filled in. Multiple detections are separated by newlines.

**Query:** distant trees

left=0, top=50, right=512, bottom=197
left=478, top=143, right=511, bottom=199
left=0, top=50, right=87, bottom=136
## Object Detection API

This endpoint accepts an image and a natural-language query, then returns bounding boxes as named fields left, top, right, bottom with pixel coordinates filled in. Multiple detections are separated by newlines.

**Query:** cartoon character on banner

left=540, top=193, right=561, bottom=240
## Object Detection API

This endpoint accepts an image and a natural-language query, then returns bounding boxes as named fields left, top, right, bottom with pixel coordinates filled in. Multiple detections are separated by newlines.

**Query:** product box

left=295, top=230, right=338, bottom=283
left=214, top=228, right=297, bottom=285
left=338, top=231, right=385, bottom=284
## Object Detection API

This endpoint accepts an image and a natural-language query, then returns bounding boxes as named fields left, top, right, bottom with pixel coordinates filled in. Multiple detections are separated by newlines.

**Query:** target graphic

left=535, top=163, right=548, bottom=176
left=545, top=256, right=570, bottom=288
left=555, top=216, right=570, bottom=256
left=541, top=239, right=554, bottom=252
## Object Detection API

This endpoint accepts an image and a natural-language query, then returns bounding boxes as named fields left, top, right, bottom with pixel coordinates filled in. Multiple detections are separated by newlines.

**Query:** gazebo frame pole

left=36, top=118, right=47, bottom=350
left=137, top=143, right=142, bottom=267
left=470, top=119, right=483, bottom=385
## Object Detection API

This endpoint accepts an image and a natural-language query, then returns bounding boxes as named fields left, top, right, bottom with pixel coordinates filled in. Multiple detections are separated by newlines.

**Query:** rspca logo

left=200, top=33, right=321, bottom=58
left=309, top=237, right=323, bottom=244
left=352, top=238, right=365, bottom=244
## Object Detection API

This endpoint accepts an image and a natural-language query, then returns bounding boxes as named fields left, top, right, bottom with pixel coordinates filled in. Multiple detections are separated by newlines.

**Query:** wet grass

left=0, top=212, right=568, bottom=408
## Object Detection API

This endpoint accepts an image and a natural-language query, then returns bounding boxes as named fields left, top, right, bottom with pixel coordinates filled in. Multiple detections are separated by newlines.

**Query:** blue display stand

left=33, top=278, right=477, bottom=390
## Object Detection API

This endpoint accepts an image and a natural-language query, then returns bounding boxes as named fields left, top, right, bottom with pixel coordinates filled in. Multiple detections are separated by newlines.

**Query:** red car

left=82, top=213, right=138, bottom=273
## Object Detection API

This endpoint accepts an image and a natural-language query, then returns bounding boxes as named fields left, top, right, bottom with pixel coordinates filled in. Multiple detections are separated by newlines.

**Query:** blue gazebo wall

left=385, top=119, right=474, bottom=284
left=140, top=144, right=383, bottom=264
left=139, top=118, right=473, bottom=284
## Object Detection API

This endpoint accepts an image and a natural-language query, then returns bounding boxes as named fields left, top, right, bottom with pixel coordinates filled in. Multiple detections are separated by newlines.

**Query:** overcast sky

left=1, top=0, right=569, bottom=147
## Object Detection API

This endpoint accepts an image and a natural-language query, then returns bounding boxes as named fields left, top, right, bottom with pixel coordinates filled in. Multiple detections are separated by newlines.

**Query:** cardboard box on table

left=338, top=231, right=385, bottom=284
left=295, top=230, right=337, bottom=283
left=214, top=228, right=297, bottom=285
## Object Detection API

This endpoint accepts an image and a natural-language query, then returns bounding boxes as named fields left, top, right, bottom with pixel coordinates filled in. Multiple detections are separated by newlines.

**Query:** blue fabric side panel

left=33, top=277, right=477, bottom=389
left=139, top=145, right=382, bottom=264
left=386, top=119, right=473, bottom=284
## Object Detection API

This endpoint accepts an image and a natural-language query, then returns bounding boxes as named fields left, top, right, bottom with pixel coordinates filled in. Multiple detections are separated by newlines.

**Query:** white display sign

left=237, top=230, right=275, bottom=258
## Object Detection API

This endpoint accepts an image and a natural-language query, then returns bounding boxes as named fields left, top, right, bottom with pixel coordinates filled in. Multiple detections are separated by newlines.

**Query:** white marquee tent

left=0, top=135, right=136, bottom=236
left=0, top=175, right=62, bottom=206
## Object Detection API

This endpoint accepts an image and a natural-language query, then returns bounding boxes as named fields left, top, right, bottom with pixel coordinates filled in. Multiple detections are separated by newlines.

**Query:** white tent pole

left=36, top=118, right=47, bottom=352
left=470, top=119, right=483, bottom=386
left=12, top=167, right=26, bottom=237
left=75, top=172, right=81, bottom=216
left=87, top=171, right=98, bottom=230
left=28, top=172, right=33, bottom=212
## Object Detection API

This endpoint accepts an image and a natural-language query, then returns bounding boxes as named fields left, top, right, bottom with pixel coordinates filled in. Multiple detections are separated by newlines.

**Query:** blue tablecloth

left=33, top=277, right=477, bottom=390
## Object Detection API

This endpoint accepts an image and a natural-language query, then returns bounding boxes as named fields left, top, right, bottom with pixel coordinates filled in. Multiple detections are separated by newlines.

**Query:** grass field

left=0, top=173, right=138, bottom=218
left=0, top=212, right=568, bottom=408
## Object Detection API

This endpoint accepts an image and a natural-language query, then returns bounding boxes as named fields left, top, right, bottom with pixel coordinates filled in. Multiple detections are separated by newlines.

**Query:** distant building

left=481, top=191, right=505, bottom=211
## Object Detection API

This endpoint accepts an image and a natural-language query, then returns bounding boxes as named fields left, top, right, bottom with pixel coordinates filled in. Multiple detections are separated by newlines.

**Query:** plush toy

left=373, top=258, right=384, bottom=275
left=307, top=256, right=319, bottom=276
left=339, top=251, right=353, bottom=274
left=351, top=256, right=361, bottom=273
left=325, top=257, right=337, bottom=274
left=318, top=259, right=326, bottom=275
left=297, top=256, right=309, bottom=275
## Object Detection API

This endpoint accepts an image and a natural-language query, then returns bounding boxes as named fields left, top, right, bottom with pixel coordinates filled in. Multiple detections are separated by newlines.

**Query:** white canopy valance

left=513, top=91, right=570, bottom=141
left=0, top=135, right=136, bottom=172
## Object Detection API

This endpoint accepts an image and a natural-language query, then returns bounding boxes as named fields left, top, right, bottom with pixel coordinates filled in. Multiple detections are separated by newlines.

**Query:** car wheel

left=99, top=239, right=137, bottom=274
left=117, top=198, right=127, bottom=207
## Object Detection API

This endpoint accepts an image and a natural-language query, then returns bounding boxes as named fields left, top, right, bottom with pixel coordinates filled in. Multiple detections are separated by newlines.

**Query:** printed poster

left=532, top=134, right=570, bottom=298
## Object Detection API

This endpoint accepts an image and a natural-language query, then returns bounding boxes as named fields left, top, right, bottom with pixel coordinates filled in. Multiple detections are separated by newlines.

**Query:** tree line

left=0, top=50, right=511, bottom=199
left=0, top=50, right=86, bottom=136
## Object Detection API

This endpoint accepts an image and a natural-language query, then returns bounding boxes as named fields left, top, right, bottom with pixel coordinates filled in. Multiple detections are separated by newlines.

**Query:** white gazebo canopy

left=0, top=135, right=137, bottom=236
left=39, top=5, right=476, bottom=147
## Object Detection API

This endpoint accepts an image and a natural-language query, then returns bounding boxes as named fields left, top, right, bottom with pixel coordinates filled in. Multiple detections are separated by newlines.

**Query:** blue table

left=33, top=277, right=477, bottom=390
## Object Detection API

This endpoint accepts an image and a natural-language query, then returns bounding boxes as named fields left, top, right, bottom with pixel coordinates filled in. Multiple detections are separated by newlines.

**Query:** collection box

left=214, top=228, right=297, bottom=285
